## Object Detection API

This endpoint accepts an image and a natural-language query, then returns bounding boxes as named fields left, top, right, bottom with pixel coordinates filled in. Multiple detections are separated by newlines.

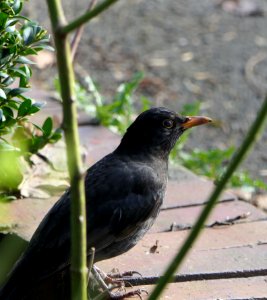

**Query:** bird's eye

left=162, top=119, right=174, bottom=129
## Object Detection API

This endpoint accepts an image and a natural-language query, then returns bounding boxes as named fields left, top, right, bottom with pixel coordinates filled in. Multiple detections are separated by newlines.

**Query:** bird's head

left=116, top=107, right=212, bottom=159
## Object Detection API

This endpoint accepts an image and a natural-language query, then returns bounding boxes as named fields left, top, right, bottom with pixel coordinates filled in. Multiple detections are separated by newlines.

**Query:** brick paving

left=1, top=90, right=267, bottom=299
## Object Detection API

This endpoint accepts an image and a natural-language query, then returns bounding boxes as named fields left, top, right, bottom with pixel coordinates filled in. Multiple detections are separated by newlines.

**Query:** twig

left=60, top=0, right=120, bottom=35
left=71, top=0, right=97, bottom=61
left=46, top=0, right=88, bottom=299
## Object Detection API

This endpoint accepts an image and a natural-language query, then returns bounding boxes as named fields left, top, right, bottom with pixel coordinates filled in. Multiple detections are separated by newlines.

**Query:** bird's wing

left=86, top=190, right=161, bottom=251
left=85, top=155, right=164, bottom=252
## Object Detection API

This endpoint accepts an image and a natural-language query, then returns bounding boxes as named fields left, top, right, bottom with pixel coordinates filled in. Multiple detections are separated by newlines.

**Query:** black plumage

left=0, top=107, right=211, bottom=299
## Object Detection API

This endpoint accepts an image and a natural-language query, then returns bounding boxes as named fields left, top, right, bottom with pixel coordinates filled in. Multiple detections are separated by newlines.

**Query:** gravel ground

left=25, top=0, right=267, bottom=182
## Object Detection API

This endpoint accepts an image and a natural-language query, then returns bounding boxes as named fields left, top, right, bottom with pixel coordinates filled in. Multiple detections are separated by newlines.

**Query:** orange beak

left=181, top=116, right=212, bottom=129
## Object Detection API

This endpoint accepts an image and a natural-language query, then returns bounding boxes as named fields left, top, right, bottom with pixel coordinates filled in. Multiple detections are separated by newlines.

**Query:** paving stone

left=0, top=197, right=58, bottom=241
left=123, top=276, right=267, bottom=300
left=164, top=179, right=236, bottom=209
left=78, top=126, right=120, bottom=165
left=97, top=221, right=267, bottom=281
left=151, top=200, right=267, bottom=233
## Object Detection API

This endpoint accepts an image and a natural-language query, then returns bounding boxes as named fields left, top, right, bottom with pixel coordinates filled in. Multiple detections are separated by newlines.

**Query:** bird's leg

left=93, top=265, right=125, bottom=287
left=91, top=265, right=114, bottom=291
left=91, top=266, right=148, bottom=300
left=93, top=266, right=144, bottom=289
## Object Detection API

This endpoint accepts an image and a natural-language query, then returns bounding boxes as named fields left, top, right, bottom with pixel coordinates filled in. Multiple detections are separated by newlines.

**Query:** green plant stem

left=46, top=1, right=88, bottom=300
left=60, top=0, right=119, bottom=34
left=148, top=96, right=267, bottom=300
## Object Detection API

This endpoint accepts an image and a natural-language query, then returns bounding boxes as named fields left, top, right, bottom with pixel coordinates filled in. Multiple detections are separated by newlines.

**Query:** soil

left=24, top=0, right=267, bottom=183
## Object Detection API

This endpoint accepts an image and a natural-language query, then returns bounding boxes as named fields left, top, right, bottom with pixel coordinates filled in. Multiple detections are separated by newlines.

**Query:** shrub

left=0, top=0, right=61, bottom=196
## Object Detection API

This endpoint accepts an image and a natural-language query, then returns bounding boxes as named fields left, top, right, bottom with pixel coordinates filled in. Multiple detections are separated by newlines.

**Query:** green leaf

left=0, top=109, right=4, bottom=122
left=23, top=65, right=32, bottom=78
left=2, top=106, right=14, bottom=118
left=42, top=117, right=53, bottom=137
left=8, top=87, right=29, bottom=97
left=49, top=128, right=63, bottom=143
left=5, top=24, right=16, bottom=33
left=0, top=88, right=7, bottom=99
left=0, top=53, right=13, bottom=65
left=9, top=15, right=31, bottom=22
left=28, top=104, right=40, bottom=114
left=19, top=65, right=32, bottom=87
left=22, top=26, right=34, bottom=45
left=9, top=67, right=27, bottom=77
left=17, top=99, right=32, bottom=117
left=32, top=123, right=43, bottom=132
left=2, top=76, right=14, bottom=86
left=33, top=101, right=45, bottom=109
left=12, top=0, right=23, bottom=14
left=4, top=117, right=16, bottom=127
left=6, top=19, right=19, bottom=27
left=0, top=71, right=8, bottom=79
left=0, top=12, right=8, bottom=29
left=30, top=136, right=46, bottom=153
left=16, top=56, right=35, bottom=64
left=33, top=44, right=54, bottom=52
left=8, top=100, right=19, bottom=110
left=20, top=48, right=38, bottom=56
left=0, top=140, right=20, bottom=152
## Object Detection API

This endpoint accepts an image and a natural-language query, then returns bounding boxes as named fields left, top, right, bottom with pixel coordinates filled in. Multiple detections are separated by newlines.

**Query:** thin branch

left=71, top=0, right=97, bottom=60
left=46, top=0, right=88, bottom=299
left=60, top=0, right=119, bottom=35
left=148, top=96, right=267, bottom=300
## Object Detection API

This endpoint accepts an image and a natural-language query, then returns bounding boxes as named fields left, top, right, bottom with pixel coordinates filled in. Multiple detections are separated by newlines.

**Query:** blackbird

left=0, top=107, right=211, bottom=299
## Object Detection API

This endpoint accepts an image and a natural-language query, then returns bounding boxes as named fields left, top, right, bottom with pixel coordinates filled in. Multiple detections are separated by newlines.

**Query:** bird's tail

left=0, top=265, right=24, bottom=300
left=0, top=249, right=36, bottom=300
left=0, top=262, right=71, bottom=300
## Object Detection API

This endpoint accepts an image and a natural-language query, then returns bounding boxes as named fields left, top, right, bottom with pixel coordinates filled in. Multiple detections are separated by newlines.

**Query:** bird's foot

left=91, top=266, right=147, bottom=300
left=94, top=266, right=142, bottom=287
left=109, top=288, right=148, bottom=300
left=93, top=266, right=126, bottom=287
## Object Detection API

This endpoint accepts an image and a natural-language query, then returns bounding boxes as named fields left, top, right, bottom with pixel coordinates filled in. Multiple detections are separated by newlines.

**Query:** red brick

left=97, top=221, right=267, bottom=279
left=0, top=197, right=58, bottom=241
left=124, top=276, right=267, bottom=299
left=164, top=179, right=235, bottom=208
left=151, top=200, right=267, bottom=233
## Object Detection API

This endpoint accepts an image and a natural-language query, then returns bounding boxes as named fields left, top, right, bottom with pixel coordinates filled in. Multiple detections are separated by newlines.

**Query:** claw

left=105, top=275, right=124, bottom=286
left=109, top=288, right=148, bottom=300
left=121, top=271, right=142, bottom=278
left=108, top=269, right=142, bottom=279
